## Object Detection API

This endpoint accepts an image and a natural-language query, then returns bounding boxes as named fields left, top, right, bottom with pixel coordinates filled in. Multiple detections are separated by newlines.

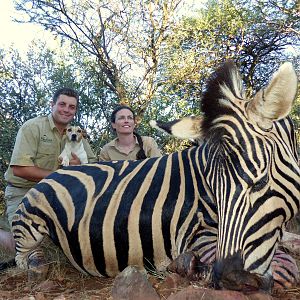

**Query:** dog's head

left=64, top=126, right=84, bottom=143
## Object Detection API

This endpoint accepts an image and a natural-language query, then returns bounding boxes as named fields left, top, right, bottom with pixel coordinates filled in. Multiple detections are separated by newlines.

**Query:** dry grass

left=144, top=258, right=168, bottom=280
left=0, top=240, right=114, bottom=299
left=0, top=232, right=300, bottom=299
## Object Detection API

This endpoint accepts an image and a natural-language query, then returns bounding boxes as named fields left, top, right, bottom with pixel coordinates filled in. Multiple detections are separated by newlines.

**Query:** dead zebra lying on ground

left=2, top=60, right=300, bottom=293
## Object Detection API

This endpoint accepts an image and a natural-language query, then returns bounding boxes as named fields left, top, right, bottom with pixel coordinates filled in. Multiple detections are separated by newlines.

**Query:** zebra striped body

left=13, top=149, right=218, bottom=277
left=12, top=61, right=299, bottom=291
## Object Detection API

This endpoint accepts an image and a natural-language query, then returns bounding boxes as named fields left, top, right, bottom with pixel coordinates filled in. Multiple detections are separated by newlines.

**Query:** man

left=1, top=87, right=97, bottom=252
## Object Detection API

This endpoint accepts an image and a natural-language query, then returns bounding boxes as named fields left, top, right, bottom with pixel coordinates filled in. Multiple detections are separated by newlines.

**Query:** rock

left=111, top=266, right=160, bottom=300
left=35, top=292, right=47, bottom=300
left=52, top=295, right=66, bottom=300
left=166, top=286, right=274, bottom=300
left=248, top=293, right=274, bottom=300
left=157, top=273, right=190, bottom=298
left=34, top=279, right=58, bottom=291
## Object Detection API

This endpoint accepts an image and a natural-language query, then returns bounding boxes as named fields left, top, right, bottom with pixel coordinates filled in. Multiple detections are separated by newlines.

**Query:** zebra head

left=151, top=61, right=300, bottom=291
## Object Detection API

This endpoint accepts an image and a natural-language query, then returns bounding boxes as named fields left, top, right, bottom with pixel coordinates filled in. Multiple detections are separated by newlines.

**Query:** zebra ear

left=247, top=62, right=298, bottom=131
left=150, top=116, right=203, bottom=139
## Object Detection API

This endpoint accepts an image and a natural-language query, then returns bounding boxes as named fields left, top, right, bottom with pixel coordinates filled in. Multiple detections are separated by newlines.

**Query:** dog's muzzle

left=71, top=134, right=77, bottom=141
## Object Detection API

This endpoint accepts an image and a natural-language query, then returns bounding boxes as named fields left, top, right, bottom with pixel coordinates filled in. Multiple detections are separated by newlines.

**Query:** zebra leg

left=271, top=249, right=299, bottom=289
left=15, top=244, right=49, bottom=282
left=27, top=249, right=49, bottom=282
left=167, top=252, right=211, bottom=281
left=14, top=222, right=49, bottom=282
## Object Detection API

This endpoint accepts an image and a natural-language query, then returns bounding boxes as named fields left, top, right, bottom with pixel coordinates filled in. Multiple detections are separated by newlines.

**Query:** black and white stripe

left=11, top=61, right=299, bottom=292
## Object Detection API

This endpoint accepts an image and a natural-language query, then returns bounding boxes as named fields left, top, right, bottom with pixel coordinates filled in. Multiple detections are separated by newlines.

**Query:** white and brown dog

left=59, top=126, right=88, bottom=166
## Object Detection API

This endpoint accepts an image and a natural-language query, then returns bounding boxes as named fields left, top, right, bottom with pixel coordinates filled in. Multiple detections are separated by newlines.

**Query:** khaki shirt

left=5, top=114, right=97, bottom=188
left=99, top=136, right=161, bottom=161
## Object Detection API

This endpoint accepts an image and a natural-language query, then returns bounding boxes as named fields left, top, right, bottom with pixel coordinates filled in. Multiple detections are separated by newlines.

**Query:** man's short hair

left=53, top=88, right=79, bottom=104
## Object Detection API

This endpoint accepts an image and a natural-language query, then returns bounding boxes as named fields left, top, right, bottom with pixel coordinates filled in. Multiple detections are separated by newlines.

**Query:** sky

left=0, top=0, right=202, bottom=53
left=0, top=0, right=56, bottom=52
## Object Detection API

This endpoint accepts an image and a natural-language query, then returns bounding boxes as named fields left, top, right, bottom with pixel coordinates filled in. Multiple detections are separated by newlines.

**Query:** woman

left=99, top=105, right=161, bottom=161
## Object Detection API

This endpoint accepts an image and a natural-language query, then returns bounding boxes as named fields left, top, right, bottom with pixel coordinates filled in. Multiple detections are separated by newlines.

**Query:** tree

left=155, top=0, right=299, bottom=120
left=0, top=41, right=113, bottom=191
left=0, top=43, right=57, bottom=192
left=3, top=0, right=300, bottom=157
left=146, top=0, right=300, bottom=151
left=14, top=0, right=183, bottom=118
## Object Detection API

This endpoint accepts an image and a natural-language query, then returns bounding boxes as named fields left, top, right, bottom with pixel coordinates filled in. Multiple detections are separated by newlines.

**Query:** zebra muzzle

left=212, top=254, right=273, bottom=293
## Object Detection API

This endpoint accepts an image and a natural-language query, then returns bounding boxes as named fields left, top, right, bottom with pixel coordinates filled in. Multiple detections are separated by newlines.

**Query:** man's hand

left=69, top=152, right=81, bottom=165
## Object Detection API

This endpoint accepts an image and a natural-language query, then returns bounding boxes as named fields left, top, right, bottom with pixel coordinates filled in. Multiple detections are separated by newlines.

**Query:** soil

left=0, top=258, right=300, bottom=300
left=0, top=264, right=115, bottom=300
left=0, top=240, right=300, bottom=300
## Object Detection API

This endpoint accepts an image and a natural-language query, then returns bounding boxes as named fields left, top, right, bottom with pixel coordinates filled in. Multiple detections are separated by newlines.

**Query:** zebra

left=10, top=60, right=299, bottom=292
left=151, top=61, right=300, bottom=290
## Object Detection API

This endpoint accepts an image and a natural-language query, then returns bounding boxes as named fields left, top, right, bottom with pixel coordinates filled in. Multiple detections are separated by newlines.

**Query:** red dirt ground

left=0, top=259, right=300, bottom=300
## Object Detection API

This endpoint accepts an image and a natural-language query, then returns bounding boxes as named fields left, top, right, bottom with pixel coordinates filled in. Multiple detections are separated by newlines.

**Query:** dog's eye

left=67, top=128, right=72, bottom=132
left=77, top=129, right=82, bottom=133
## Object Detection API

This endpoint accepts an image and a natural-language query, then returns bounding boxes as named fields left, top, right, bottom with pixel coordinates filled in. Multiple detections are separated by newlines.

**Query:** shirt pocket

left=35, top=142, right=58, bottom=171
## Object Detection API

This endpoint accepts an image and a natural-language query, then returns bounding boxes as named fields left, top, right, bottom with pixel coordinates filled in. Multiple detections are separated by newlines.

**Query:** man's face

left=51, top=94, right=77, bottom=126
left=112, top=108, right=135, bottom=134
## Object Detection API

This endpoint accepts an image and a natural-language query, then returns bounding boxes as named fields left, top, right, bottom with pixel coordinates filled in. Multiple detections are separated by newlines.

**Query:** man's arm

left=12, top=166, right=53, bottom=182
left=13, top=153, right=81, bottom=182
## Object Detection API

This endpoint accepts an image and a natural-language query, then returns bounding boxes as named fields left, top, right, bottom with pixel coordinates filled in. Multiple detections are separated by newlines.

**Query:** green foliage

left=13, top=0, right=183, bottom=114
left=0, top=117, right=18, bottom=192
left=147, top=0, right=300, bottom=152
left=291, top=81, right=300, bottom=149
left=0, top=43, right=55, bottom=191
left=0, top=41, right=115, bottom=190
left=0, top=45, right=52, bottom=125
left=0, top=0, right=299, bottom=195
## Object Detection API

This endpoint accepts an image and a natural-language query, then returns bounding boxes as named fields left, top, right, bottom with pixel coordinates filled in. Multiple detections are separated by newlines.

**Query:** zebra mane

left=201, top=60, right=245, bottom=136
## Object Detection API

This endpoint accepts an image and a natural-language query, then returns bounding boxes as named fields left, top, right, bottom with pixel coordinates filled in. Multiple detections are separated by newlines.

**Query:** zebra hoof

left=27, top=252, right=49, bottom=282
left=167, top=251, right=210, bottom=281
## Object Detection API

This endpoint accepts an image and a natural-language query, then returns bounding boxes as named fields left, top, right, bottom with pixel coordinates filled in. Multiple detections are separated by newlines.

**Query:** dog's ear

left=82, top=129, right=89, bottom=139
left=62, top=128, right=67, bottom=135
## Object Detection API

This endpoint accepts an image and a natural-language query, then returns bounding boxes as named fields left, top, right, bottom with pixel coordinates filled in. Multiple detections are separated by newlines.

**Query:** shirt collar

left=109, top=135, right=139, bottom=147
left=48, top=114, right=56, bottom=131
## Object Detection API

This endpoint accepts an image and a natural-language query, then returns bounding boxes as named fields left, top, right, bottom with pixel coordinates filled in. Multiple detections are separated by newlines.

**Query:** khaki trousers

left=4, top=185, right=30, bottom=228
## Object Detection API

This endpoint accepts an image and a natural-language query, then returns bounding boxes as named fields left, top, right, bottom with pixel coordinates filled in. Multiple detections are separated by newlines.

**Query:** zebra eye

left=251, top=174, right=269, bottom=193
left=257, top=123, right=273, bottom=132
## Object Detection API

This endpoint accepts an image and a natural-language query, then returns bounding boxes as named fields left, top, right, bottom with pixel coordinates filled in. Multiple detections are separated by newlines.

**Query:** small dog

left=59, top=126, right=88, bottom=166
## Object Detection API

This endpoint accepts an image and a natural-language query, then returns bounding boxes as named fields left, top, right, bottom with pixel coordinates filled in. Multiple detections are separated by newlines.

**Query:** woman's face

left=112, top=108, right=135, bottom=134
